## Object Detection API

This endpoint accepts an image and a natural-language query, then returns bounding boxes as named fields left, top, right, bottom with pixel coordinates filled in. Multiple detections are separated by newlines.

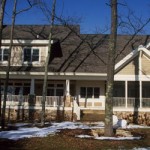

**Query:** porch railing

left=1, top=95, right=64, bottom=107
left=113, top=97, right=125, bottom=107
left=36, top=96, right=64, bottom=106
left=142, top=98, right=150, bottom=108
left=113, top=97, right=150, bottom=108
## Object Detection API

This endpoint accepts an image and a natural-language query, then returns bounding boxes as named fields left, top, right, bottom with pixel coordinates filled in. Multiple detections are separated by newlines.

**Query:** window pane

left=87, top=87, right=93, bottom=98
left=23, top=87, right=30, bottom=95
left=56, top=89, right=63, bottom=96
left=3, top=49, right=9, bottom=61
left=32, top=49, right=39, bottom=61
left=15, top=87, right=21, bottom=95
left=47, top=89, right=54, bottom=96
left=80, top=87, right=86, bottom=98
left=0, top=49, right=2, bottom=61
left=57, top=84, right=63, bottom=87
left=48, top=84, right=54, bottom=87
left=24, top=48, right=31, bottom=61
left=94, top=87, right=100, bottom=98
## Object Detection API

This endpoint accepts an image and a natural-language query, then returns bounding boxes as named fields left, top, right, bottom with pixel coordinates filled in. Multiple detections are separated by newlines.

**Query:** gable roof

left=1, top=25, right=150, bottom=74
left=115, top=44, right=150, bottom=74
left=2, top=25, right=80, bottom=40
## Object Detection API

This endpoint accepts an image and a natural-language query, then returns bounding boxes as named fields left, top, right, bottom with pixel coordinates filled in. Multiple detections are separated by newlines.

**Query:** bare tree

left=104, top=0, right=118, bottom=137
left=1, top=0, right=38, bottom=129
left=0, top=0, right=6, bottom=48
left=1, top=0, right=17, bottom=129
left=0, top=0, right=6, bottom=121
left=41, top=0, right=56, bottom=127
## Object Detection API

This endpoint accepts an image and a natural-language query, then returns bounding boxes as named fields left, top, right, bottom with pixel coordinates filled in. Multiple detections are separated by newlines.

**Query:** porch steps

left=80, top=109, right=105, bottom=122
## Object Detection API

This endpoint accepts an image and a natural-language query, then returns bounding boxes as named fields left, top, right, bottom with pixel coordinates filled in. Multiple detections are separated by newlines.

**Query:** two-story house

left=0, top=25, right=150, bottom=125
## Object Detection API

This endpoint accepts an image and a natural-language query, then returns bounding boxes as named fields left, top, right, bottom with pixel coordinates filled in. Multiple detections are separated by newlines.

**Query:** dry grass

left=0, top=128, right=150, bottom=150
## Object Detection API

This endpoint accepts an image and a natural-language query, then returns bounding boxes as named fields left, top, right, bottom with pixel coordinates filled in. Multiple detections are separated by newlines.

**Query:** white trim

left=140, top=47, right=150, bottom=56
left=22, top=47, right=41, bottom=65
left=0, top=47, right=9, bottom=64
left=115, top=49, right=138, bottom=70
left=145, top=42, right=150, bottom=49
left=114, top=75, right=150, bottom=81
left=0, top=71, right=107, bottom=76
left=0, top=72, right=107, bottom=80
left=2, top=39, right=49, bottom=45
left=139, top=80, right=142, bottom=108
left=113, top=107, right=150, bottom=112
left=115, top=45, right=150, bottom=73
left=125, top=80, right=128, bottom=108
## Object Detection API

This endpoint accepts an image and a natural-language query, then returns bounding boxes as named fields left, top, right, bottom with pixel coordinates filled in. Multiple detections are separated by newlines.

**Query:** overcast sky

left=4, top=0, right=150, bottom=34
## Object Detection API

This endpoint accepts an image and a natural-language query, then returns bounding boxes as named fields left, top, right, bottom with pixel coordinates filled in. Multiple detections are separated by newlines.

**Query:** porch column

left=29, top=78, right=35, bottom=106
left=125, top=80, right=128, bottom=108
left=65, top=79, right=71, bottom=107
left=30, top=78, right=35, bottom=95
left=66, top=79, right=70, bottom=96
left=139, top=81, right=142, bottom=108
left=139, top=50, right=142, bottom=108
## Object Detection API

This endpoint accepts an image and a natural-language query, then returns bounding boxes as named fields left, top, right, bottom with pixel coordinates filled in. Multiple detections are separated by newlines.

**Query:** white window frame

left=0, top=47, right=9, bottom=64
left=23, top=47, right=40, bottom=65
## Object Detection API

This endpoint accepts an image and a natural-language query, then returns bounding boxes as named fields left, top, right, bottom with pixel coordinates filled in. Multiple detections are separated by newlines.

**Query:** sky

left=4, top=0, right=150, bottom=34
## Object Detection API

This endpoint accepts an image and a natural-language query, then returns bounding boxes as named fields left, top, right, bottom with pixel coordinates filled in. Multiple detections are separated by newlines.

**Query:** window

left=0, top=48, right=9, bottom=61
left=47, top=84, right=64, bottom=96
left=80, top=87, right=100, bottom=98
left=24, top=48, right=39, bottom=62
left=56, top=89, right=63, bottom=96
left=94, top=87, right=100, bottom=98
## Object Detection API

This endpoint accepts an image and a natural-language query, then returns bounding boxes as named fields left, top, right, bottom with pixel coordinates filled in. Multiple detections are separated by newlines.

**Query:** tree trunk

left=0, top=0, right=6, bottom=121
left=104, top=0, right=118, bottom=137
left=1, top=0, right=17, bottom=129
left=41, top=0, right=56, bottom=127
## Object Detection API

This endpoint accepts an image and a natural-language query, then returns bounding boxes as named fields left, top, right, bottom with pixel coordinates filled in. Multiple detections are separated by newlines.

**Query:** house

left=0, top=25, right=150, bottom=125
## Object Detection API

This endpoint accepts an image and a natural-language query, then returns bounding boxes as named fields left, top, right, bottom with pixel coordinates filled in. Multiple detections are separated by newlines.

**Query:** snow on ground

left=0, top=121, right=150, bottom=143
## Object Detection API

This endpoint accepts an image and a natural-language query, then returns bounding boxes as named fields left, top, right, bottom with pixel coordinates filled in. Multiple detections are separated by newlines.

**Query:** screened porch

left=113, top=81, right=150, bottom=108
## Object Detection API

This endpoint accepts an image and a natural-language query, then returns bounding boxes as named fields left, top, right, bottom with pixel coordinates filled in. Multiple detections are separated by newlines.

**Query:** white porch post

left=139, top=50, right=142, bottom=108
left=139, top=81, right=142, bottom=108
left=125, top=80, right=128, bottom=108
left=30, top=78, right=35, bottom=95
left=66, top=79, right=70, bottom=96
left=65, top=79, right=71, bottom=107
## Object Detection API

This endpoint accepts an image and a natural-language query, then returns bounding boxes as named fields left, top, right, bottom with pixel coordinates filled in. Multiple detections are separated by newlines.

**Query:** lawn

left=0, top=127, right=150, bottom=150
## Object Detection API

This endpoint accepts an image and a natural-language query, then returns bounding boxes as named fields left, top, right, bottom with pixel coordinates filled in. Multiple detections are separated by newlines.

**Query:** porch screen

left=113, top=81, right=125, bottom=97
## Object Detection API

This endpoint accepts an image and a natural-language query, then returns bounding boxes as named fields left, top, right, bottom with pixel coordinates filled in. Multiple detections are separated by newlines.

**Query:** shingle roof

left=1, top=25, right=150, bottom=74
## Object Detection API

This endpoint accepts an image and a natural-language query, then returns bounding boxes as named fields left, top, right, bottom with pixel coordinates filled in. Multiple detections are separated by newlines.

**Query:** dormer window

left=0, top=48, right=9, bottom=62
left=23, top=48, right=39, bottom=63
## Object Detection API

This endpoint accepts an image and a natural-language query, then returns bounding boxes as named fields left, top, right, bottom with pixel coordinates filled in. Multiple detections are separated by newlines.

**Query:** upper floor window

left=0, top=48, right=9, bottom=62
left=23, top=48, right=39, bottom=63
